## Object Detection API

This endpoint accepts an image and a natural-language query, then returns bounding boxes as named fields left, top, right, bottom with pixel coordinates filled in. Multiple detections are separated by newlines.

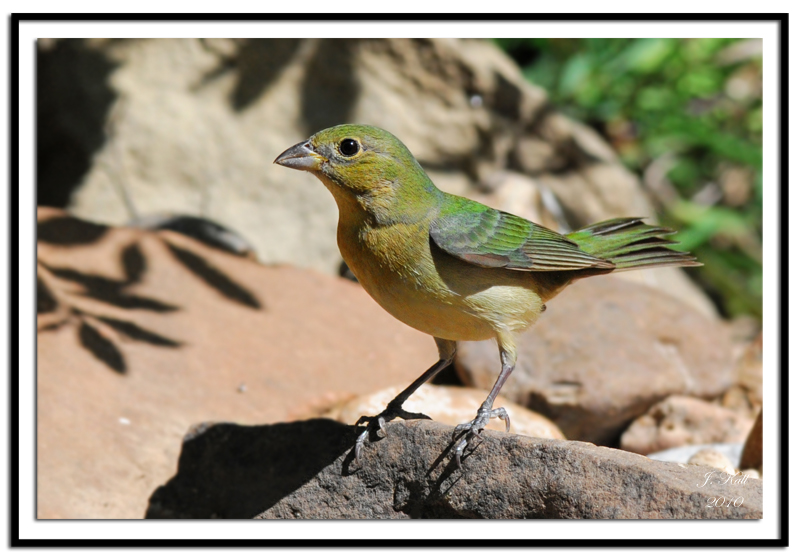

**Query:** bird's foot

left=353, top=403, right=431, bottom=462
left=451, top=405, right=510, bottom=468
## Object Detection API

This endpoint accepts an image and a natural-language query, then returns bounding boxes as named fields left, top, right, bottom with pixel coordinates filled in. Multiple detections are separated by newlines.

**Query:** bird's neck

left=319, top=174, right=440, bottom=229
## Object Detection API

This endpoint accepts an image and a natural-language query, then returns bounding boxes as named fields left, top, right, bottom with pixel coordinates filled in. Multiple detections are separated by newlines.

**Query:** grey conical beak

left=273, top=141, right=325, bottom=171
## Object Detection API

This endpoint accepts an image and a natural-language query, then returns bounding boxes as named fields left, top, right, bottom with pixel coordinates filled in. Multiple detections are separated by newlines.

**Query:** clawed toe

left=451, top=406, right=511, bottom=468
left=352, top=405, right=432, bottom=464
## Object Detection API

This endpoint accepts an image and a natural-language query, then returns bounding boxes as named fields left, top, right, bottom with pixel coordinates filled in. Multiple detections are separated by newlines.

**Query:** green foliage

left=496, top=38, right=763, bottom=320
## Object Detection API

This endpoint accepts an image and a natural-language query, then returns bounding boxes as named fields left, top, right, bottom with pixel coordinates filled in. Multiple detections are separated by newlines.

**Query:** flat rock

left=37, top=209, right=436, bottom=518
left=621, top=395, right=754, bottom=455
left=145, top=419, right=762, bottom=519
left=456, top=276, right=735, bottom=445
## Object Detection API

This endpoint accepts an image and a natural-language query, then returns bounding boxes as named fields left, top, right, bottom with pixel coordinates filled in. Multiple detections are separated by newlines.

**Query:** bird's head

left=274, top=124, right=433, bottom=198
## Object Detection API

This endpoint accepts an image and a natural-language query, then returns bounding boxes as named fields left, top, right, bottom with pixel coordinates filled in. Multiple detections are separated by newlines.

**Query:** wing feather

left=430, top=202, right=613, bottom=272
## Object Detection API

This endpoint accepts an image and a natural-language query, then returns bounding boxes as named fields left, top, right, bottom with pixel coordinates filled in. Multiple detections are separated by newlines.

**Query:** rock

left=621, top=396, right=754, bottom=455
left=37, top=38, right=715, bottom=319
left=145, top=420, right=762, bottom=519
left=688, top=448, right=736, bottom=475
left=648, top=442, right=743, bottom=467
left=739, top=409, right=763, bottom=473
left=719, top=332, right=763, bottom=418
left=320, top=384, right=565, bottom=440
left=36, top=209, right=436, bottom=518
left=739, top=469, right=761, bottom=480
left=456, top=276, right=735, bottom=445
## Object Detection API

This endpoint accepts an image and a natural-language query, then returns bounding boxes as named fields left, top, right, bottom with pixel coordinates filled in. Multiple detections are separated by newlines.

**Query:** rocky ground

left=145, top=420, right=761, bottom=519
left=36, top=38, right=762, bottom=520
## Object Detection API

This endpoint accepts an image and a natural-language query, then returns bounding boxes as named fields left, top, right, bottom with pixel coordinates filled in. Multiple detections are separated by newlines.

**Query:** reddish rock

left=322, top=384, right=565, bottom=440
left=456, top=276, right=735, bottom=445
left=621, top=396, right=754, bottom=455
left=36, top=209, right=436, bottom=518
left=739, top=409, right=763, bottom=473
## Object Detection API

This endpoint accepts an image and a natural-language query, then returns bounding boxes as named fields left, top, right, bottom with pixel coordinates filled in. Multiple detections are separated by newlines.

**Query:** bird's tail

left=566, top=217, right=702, bottom=272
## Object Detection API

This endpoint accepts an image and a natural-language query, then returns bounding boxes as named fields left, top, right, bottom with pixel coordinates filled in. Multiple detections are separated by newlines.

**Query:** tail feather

left=567, top=217, right=701, bottom=272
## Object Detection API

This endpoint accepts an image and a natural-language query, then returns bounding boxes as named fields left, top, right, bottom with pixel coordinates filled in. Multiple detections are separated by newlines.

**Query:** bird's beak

left=273, top=141, right=325, bottom=171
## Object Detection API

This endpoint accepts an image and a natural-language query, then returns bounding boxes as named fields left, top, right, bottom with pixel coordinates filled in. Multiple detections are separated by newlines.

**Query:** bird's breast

left=337, top=220, right=545, bottom=342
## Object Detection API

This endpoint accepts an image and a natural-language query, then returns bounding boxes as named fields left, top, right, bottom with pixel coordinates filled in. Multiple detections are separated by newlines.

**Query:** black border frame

left=10, top=13, right=789, bottom=548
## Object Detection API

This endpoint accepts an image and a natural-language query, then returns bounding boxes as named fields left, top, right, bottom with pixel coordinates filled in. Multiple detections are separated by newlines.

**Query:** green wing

left=429, top=198, right=613, bottom=271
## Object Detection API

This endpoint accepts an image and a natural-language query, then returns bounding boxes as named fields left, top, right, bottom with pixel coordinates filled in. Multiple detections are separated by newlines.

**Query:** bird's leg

left=354, top=338, right=457, bottom=462
left=452, top=337, right=517, bottom=468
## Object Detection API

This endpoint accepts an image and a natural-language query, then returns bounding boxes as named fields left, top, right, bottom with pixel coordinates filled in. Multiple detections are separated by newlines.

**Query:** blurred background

left=36, top=38, right=763, bottom=519
left=497, top=38, right=763, bottom=321
left=37, top=37, right=763, bottom=324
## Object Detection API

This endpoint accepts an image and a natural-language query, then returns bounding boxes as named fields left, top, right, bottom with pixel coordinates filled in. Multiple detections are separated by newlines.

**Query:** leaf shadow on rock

left=72, top=310, right=183, bottom=373
left=196, top=39, right=302, bottom=112
left=42, top=262, right=180, bottom=312
left=37, top=39, right=118, bottom=208
left=96, top=315, right=182, bottom=348
left=145, top=419, right=354, bottom=519
left=165, top=241, right=261, bottom=310
left=38, top=236, right=183, bottom=374
left=300, top=39, right=361, bottom=136
left=37, top=277, right=58, bottom=314
left=78, top=320, right=126, bottom=374
left=37, top=215, right=109, bottom=246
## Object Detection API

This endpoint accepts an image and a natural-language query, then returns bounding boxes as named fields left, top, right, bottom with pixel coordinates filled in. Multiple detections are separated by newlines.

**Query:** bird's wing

left=429, top=200, right=614, bottom=271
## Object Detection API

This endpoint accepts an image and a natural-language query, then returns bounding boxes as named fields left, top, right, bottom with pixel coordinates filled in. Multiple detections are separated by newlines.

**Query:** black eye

left=339, top=138, right=360, bottom=157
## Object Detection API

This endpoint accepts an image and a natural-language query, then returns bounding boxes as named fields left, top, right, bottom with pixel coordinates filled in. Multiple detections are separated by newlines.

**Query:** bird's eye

left=338, top=138, right=360, bottom=157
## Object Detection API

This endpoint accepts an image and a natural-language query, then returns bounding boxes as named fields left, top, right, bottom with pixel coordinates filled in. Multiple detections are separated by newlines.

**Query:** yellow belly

left=338, top=220, right=545, bottom=342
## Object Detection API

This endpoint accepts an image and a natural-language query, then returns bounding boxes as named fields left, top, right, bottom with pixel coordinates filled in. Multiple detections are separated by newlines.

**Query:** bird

left=274, top=124, right=701, bottom=467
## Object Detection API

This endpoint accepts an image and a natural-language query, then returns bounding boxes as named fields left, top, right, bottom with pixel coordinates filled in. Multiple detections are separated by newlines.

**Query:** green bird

left=275, top=124, right=700, bottom=467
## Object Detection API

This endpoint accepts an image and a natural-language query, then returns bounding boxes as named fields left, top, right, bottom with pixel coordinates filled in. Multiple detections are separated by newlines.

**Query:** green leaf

left=617, top=38, right=675, bottom=74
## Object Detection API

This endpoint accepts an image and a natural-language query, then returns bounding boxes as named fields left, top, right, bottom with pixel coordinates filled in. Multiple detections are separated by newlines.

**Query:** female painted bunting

left=275, top=124, right=700, bottom=467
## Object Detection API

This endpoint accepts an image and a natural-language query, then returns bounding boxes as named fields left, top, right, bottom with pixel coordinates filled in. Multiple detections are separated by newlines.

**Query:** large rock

left=455, top=276, right=735, bottom=445
left=36, top=38, right=714, bottom=317
left=719, top=332, right=763, bottom=418
left=36, top=209, right=436, bottom=518
left=739, top=409, right=763, bottom=473
left=145, top=420, right=762, bottom=519
left=620, top=395, right=754, bottom=455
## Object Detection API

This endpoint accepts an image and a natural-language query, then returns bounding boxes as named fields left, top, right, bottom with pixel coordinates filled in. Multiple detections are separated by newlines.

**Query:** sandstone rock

left=36, top=209, right=436, bottom=518
left=621, top=396, right=754, bottom=455
left=739, top=469, right=761, bottom=480
left=145, top=420, right=762, bottom=519
left=456, top=276, right=735, bottom=445
left=648, top=443, right=743, bottom=467
left=719, top=332, right=763, bottom=418
left=688, top=448, right=736, bottom=475
left=739, top=409, right=763, bottom=473
left=321, top=384, right=565, bottom=440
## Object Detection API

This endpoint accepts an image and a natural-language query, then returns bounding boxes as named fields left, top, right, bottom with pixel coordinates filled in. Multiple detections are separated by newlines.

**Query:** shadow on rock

left=147, top=418, right=763, bottom=519
left=37, top=215, right=109, bottom=246
left=37, top=39, right=118, bottom=208
left=145, top=419, right=355, bottom=519
left=195, top=39, right=303, bottom=112
left=300, top=39, right=361, bottom=136
left=165, top=241, right=261, bottom=309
